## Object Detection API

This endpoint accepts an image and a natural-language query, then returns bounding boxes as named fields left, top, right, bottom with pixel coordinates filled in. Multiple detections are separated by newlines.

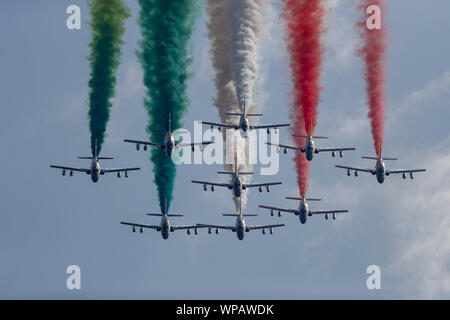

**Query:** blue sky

left=1, top=0, right=450, bottom=299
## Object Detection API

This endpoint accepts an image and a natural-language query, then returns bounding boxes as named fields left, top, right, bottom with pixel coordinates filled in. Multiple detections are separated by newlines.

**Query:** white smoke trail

left=206, top=0, right=268, bottom=211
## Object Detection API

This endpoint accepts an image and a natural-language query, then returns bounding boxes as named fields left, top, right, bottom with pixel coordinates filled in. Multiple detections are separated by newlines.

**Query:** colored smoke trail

left=283, top=0, right=325, bottom=196
left=357, top=0, right=388, bottom=156
left=207, top=0, right=267, bottom=210
left=137, top=0, right=200, bottom=212
left=87, top=0, right=130, bottom=156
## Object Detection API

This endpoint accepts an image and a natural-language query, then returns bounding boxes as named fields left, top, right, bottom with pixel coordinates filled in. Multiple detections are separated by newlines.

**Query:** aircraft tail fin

left=296, top=119, right=326, bottom=139
left=168, top=113, right=172, bottom=132
left=309, top=119, right=312, bottom=138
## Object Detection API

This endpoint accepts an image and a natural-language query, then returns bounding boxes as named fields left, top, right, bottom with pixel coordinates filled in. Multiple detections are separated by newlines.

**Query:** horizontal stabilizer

left=222, top=214, right=258, bottom=217
left=286, top=197, right=321, bottom=201
left=147, top=213, right=184, bottom=217
left=293, top=135, right=328, bottom=139
left=362, top=156, right=398, bottom=160
left=77, top=156, right=114, bottom=160
left=246, top=113, right=263, bottom=117
left=225, top=113, right=243, bottom=116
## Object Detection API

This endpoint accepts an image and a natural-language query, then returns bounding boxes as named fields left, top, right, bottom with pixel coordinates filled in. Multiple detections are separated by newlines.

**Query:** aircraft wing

left=309, top=209, right=349, bottom=215
left=101, top=167, right=140, bottom=174
left=244, top=182, right=282, bottom=188
left=124, top=139, right=163, bottom=148
left=247, top=224, right=285, bottom=231
left=50, top=165, right=90, bottom=173
left=258, top=205, right=299, bottom=215
left=196, top=223, right=234, bottom=231
left=171, top=225, right=209, bottom=231
left=120, top=222, right=160, bottom=230
left=201, top=121, right=238, bottom=129
left=387, top=169, right=426, bottom=175
left=316, top=147, right=356, bottom=153
left=250, top=123, right=290, bottom=130
left=266, top=142, right=305, bottom=152
left=335, top=165, right=374, bottom=174
left=191, top=180, right=232, bottom=188
left=176, top=141, right=213, bottom=148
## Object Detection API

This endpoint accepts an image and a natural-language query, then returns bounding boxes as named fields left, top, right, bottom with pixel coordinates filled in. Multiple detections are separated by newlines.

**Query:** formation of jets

left=50, top=109, right=426, bottom=241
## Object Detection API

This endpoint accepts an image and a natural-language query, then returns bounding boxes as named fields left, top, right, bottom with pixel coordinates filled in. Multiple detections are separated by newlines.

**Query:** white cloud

left=323, top=0, right=358, bottom=72
left=386, top=136, right=450, bottom=298
left=389, top=70, right=450, bottom=123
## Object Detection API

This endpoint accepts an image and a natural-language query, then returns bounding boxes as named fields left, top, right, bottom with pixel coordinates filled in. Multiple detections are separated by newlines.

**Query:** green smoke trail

left=87, top=0, right=130, bottom=155
left=137, top=0, right=200, bottom=212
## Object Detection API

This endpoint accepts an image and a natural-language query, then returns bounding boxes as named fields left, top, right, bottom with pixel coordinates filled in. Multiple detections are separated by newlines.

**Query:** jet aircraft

left=200, top=98, right=289, bottom=137
left=50, top=140, right=140, bottom=183
left=124, top=113, right=213, bottom=157
left=266, top=120, right=355, bottom=161
left=335, top=141, right=426, bottom=184
left=120, top=198, right=207, bottom=240
left=259, top=183, right=348, bottom=224
left=192, top=164, right=281, bottom=198
left=197, top=201, right=284, bottom=240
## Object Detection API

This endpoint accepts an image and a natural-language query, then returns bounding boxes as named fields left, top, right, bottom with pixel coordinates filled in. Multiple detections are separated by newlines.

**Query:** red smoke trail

left=357, top=0, right=388, bottom=156
left=283, top=0, right=325, bottom=196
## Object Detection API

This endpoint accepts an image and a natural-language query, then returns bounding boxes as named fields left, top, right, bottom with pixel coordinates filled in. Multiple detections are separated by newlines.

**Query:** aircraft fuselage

left=235, top=216, right=246, bottom=240
left=305, top=139, right=316, bottom=161
left=231, top=173, right=243, bottom=198
left=160, top=215, right=170, bottom=239
left=239, top=115, right=249, bottom=133
left=164, top=132, right=175, bottom=157
left=90, top=158, right=101, bottom=183
left=299, top=200, right=309, bottom=224
left=375, top=160, right=386, bottom=184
